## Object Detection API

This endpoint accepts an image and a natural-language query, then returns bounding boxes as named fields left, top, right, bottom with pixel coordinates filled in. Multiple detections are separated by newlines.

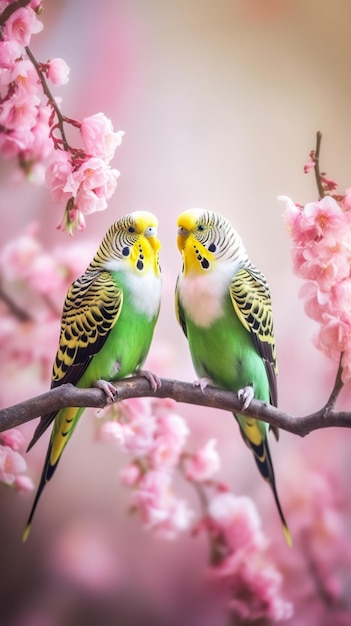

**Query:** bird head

left=177, top=208, right=246, bottom=275
left=93, top=211, right=161, bottom=276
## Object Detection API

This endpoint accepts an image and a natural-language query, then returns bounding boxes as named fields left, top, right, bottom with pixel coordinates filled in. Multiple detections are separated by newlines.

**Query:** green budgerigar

left=175, top=208, right=291, bottom=545
left=23, top=211, right=162, bottom=540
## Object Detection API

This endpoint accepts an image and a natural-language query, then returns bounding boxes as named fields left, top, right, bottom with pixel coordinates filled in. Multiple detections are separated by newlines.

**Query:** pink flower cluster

left=0, top=222, right=96, bottom=405
left=98, top=397, right=196, bottom=538
left=0, top=2, right=57, bottom=180
left=97, top=398, right=228, bottom=539
left=277, top=455, right=351, bottom=617
left=281, top=193, right=351, bottom=382
left=0, top=427, right=34, bottom=491
left=206, top=493, right=293, bottom=621
left=97, top=398, right=292, bottom=620
left=47, top=114, right=124, bottom=234
left=0, top=1, right=124, bottom=232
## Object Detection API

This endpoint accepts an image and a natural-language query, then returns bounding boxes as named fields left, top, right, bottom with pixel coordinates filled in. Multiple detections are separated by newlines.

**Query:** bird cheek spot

left=122, top=246, right=130, bottom=257
left=208, top=243, right=216, bottom=253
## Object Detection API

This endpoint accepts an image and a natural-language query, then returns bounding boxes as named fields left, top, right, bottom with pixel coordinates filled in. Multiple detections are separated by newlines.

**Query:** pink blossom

left=118, top=397, right=153, bottom=421
left=299, top=196, right=349, bottom=239
left=46, top=58, right=70, bottom=86
left=0, top=91, right=41, bottom=131
left=212, top=553, right=293, bottom=622
left=57, top=206, right=86, bottom=234
left=73, top=157, right=120, bottom=215
left=98, top=420, right=125, bottom=445
left=122, top=414, right=156, bottom=457
left=0, top=40, right=22, bottom=71
left=297, top=239, right=350, bottom=291
left=299, top=281, right=329, bottom=323
left=331, top=278, right=351, bottom=318
left=45, top=150, right=77, bottom=201
left=0, top=225, right=41, bottom=282
left=207, top=492, right=292, bottom=621
left=27, top=252, right=65, bottom=296
left=304, top=157, right=315, bottom=173
left=131, top=470, right=193, bottom=538
left=4, top=58, right=38, bottom=95
left=185, top=438, right=220, bottom=482
left=315, top=313, right=351, bottom=359
left=342, top=187, right=351, bottom=210
left=131, top=470, right=175, bottom=526
left=120, top=462, right=141, bottom=486
left=151, top=413, right=189, bottom=468
left=0, top=445, right=27, bottom=484
left=2, top=6, right=43, bottom=47
left=0, top=125, right=34, bottom=157
left=14, top=474, right=35, bottom=492
left=80, top=113, right=124, bottom=162
left=0, top=428, right=25, bottom=451
left=208, top=492, right=265, bottom=552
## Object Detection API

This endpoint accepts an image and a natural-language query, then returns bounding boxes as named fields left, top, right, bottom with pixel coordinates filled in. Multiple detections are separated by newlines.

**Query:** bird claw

left=237, top=385, right=254, bottom=411
left=193, top=377, right=212, bottom=394
left=138, top=369, right=161, bottom=392
left=95, top=379, right=117, bottom=403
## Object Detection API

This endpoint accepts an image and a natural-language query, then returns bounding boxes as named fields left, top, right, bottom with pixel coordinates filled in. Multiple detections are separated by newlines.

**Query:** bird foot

left=138, top=369, right=161, bottom=392
left=237, top=385, right=254, bottom=411
left=95, top=379, right=117, bottom=403
left=193, top=377, right=212, bottom=394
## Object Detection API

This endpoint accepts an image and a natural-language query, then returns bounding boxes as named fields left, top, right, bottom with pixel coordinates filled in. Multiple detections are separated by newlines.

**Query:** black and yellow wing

left=27, top=270, right=123, bottom=450
left=229, top=266, right=278, bottom=409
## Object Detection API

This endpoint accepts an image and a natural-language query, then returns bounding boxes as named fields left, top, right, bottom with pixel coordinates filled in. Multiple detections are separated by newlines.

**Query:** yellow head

left=93, top=210, right=161, bottom=276
left=177, top=208, right=245, bottom=275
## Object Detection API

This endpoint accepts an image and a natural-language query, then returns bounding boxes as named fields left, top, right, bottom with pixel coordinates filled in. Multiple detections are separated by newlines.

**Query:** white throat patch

left=177, top=262, right=236, bottom=327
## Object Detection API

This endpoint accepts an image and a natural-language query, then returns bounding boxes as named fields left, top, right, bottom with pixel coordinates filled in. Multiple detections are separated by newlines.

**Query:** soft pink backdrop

left=1, top=1, right=351, bottom=624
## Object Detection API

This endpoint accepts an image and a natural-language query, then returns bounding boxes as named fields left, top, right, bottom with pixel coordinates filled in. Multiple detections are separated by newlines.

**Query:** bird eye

left=128, top=226, right=136, bottom=233
left=197, top=224, right=205, bottom=231
left=145, top=226, right=156, bottom=236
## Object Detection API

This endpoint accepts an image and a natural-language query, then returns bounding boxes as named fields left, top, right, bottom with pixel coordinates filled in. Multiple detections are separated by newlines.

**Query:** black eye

left=128, top=226, right=136, bottom=233
left=197, top=224, right=205, bottom=231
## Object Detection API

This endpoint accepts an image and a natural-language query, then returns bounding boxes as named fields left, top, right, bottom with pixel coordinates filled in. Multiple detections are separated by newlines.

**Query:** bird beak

left=144, top=226, right=161, bottom=253
left=177, top=225, right=189, bottom=252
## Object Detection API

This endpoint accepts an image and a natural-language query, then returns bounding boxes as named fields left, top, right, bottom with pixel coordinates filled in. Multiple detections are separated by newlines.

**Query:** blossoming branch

left=0, top=0, right=124, bottom=233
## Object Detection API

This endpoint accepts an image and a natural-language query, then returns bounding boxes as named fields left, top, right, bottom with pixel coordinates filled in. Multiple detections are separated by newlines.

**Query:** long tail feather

left=22, top=440, right=59, bottom=542
left=236, top=415, right=292, bottom=547
left=23, top=407, right=82, bottom=541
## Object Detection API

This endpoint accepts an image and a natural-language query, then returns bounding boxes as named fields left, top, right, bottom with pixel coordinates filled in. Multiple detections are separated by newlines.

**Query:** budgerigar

left=23, top=211, right=162, bottom=540
left=175, top=208, right=291, bottom=545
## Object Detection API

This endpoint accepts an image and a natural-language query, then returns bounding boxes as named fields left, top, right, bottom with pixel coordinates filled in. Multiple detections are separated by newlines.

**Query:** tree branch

left=0, top=376, right=351, bottom=437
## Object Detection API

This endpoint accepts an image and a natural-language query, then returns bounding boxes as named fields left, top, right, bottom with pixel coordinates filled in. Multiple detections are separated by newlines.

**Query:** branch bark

left=0, top=376, right=350, bottom=437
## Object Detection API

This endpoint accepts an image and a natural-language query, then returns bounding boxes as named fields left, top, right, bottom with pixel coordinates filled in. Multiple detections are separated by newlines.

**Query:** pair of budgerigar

left=23, top=208, right=291, bottom=545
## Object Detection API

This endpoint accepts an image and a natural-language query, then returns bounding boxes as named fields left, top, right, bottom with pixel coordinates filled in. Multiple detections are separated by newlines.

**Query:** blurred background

left=1, top=0, right=351, bottom=624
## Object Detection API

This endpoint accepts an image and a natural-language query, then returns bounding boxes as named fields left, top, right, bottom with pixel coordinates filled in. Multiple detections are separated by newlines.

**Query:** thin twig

left=25, top=45, right=71, bottom=151
left=314, top=130, right=325, bottom=199
left=324, top=353, right=344, bottom=413
left=1, top=376, right=351, bottom=437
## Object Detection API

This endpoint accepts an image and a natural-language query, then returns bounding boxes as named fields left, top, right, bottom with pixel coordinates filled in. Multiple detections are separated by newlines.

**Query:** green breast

left=79, top=290, right=158, bottom=387
left=185, top=295, right=270, bottom=402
